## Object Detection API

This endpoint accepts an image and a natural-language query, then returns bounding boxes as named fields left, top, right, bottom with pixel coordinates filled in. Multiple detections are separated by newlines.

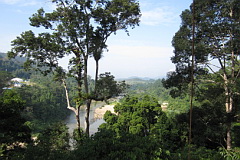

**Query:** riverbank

left=94, top=105, right=115, bottom=119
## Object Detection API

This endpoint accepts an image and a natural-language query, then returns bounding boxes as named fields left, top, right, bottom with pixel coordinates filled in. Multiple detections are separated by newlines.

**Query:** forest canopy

left=1, top=0, right=240, bottom=159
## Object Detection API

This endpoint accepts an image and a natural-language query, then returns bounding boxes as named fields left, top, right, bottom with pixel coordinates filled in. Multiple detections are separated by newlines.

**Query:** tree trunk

left=226, top=122, right=232, bottom=150
left=226, top=95, right=233, bottom=150
left=83, top=56, right=92, bottom=136
left=223, top=73, right=233, bottom=150
left=224, top=47, right=236, bottom=150
left=76, top=107, right=81, bottom=135
left=85, top=100, right=91, bottom=137
left=94, top=60, right=99, bottom=93
left=63, top=80, right=82, bottom=134
left=83, top=56, right=89, bottom=94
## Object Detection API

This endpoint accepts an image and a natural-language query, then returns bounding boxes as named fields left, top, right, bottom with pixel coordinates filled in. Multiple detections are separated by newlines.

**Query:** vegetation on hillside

left=1, top=0, right=240, bottom=159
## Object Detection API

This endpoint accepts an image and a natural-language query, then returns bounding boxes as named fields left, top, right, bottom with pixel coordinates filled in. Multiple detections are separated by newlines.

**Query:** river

left=65, top=101, right=106, bottom=135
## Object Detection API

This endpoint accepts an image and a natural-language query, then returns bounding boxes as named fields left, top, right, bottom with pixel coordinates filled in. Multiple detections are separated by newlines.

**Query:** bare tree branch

left=62, top=79, right=77, bottom=115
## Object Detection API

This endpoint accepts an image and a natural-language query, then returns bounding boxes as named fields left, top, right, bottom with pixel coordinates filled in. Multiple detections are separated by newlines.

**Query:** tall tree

left=165, top=0, right=240, bottom=150
left=8, top=0, right=141, bottom=136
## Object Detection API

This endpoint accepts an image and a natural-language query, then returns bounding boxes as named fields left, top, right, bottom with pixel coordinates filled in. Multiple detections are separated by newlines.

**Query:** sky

left=0, top=0, right=193, bottom=79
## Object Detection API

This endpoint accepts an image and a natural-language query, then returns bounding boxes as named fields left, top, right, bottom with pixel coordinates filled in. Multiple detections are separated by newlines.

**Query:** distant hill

left=117, top=76, right=164, bottom=81
left=0, top=52, right=26, bottom=63
left=0, top=52, right=30, bottom=79
left=127, top=76, right=155, bottom=81
left=117, top=77, right=156, bottom=85
left=0, top=52, right=7, bottom=59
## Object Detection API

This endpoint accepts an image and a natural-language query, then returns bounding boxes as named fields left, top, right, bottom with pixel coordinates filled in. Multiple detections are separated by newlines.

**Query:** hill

left=0, top=52, right=29, bottom=79
left=117, top=77, right=155, bottom=85
left=0, top=52, right=26, bottom=63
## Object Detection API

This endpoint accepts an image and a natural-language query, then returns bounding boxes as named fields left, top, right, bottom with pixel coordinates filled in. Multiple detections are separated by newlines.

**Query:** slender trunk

left=226, top=95, right=233, bottom=150
left=83, top=56, right=92, bottom=136
left=225, top=11, right=235, bottom=150
left=226, top=122, right=232, bottom=150
left=189, top=2, right=195, bottom=159
left=225, top=50, right=235, bottom=150
left=224, top=40, right=235, bottom=149
left=76, top=77, right=82, bottom=134
left=223, top=73, right=233, bottom=150
left=85, top=100, right=91, bottom=137
left=83, top=56, right=89, bottom=94
left=94, top=60, right=99, bottom=93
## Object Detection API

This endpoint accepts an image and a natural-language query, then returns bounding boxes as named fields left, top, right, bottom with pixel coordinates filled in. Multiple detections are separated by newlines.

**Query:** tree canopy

left=165, top=0, right=240, bottom=150
left=8, top=0, right=141, bottom=136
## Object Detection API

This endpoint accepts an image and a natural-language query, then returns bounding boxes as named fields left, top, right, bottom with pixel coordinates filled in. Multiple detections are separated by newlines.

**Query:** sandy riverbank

left=94, top=105, right=115, bottom=119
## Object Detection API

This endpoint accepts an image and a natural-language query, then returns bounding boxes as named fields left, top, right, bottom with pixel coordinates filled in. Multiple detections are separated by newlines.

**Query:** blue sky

left=0, top=0, right=193, bottom=79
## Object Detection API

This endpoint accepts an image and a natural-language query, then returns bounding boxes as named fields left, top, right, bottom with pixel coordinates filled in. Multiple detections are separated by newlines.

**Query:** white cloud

left=141, top=7, right=178, bottom=26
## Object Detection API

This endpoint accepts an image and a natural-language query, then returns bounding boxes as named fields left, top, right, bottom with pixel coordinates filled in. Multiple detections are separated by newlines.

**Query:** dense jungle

left=1, top=0, right=240, bottom=159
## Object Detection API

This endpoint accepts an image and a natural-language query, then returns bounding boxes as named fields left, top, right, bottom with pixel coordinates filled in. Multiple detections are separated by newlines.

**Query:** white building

left=11, top=78, right=24, bottom=87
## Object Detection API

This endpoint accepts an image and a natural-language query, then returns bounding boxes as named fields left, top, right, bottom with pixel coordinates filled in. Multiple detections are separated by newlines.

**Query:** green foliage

left=233, top=123, right=240, bottom=147
left=0, top=90, right=31, bottom=159
left=8, top=30, right=65, bottom=75
left=152, top=115, right=184, bottom=158
left=72, top=128, right=157, bottom=160
left=72, top=127, right=87, bottom=144
left=15, top=72, right=69, bottom=132
left=164, top=0, right=240, bottom=150
left=0, top=53, right=30, bottom=79
left=165, top=0, right=240, bottom=96
left=95, top=72, right=128, bottom=101
left=167, top=96, right=191, bottom=114
left=172, top=145, right=223, bottom=160
left=23, top=123, right=70, bottom=160
left=7, top=0, right=141, bottom=136
left=3, top=0, right=239, bottom=158
left=219, top=147, right=240, bottom=160
left=176, top=100, right=226, bottom=149
left=108, top=95, right=163, bottom=136
left=0, top=53, right=23, bottom=72
left=127, top=79, right=171, bottom=102
left=8, top=0, right=141, bottom=81
left=94, top=95, right=184, bottom=159
left=0, top=71, right=12, bottom=94
left=0, top=52, right=30, bottom=92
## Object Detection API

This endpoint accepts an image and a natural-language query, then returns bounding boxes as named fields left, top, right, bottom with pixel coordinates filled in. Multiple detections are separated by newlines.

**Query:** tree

left=8, top=0, right=141, bottom=136
left=72, top=128, right=157, bottom=160
left=0, top=90, right=31, bottom=159
left=165, top=0, right=240, bottom=149
left=95, top=72, right=128, bottom=102
left=99, top=95, right=184, bottom=159
left=23, top=123, right=70, bottom=160
left=103, top=95, right=164, bottom=136
left=71, top=95, right=165, bottom=159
